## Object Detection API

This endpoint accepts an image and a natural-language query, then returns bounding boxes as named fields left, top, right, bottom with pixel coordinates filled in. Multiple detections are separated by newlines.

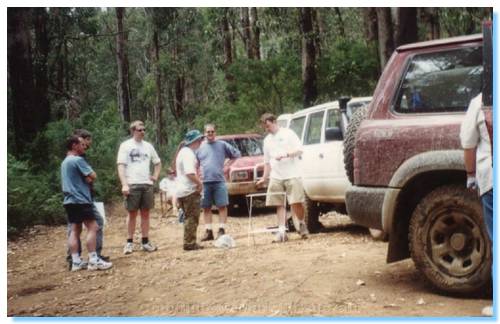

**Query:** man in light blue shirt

left=196, top=124, right=241, bottom=241
left=61, top=135, right=112, bottom=272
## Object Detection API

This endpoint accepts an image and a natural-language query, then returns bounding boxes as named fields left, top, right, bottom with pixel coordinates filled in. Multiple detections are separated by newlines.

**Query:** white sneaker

left=71, top=260, right=87, bottom=272
left=273, top=231, right=288, bottom=243
left=141, top=242, right=158, bottom=252
left=123, top=242, right=134, bottom=255
left=88, top=258, right=113, bottom=271
left=482, top=305, right=493, bottom=316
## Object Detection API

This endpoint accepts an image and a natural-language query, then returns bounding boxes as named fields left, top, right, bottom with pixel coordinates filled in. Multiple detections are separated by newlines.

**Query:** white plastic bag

left=213, top=234, right=236, bottom=249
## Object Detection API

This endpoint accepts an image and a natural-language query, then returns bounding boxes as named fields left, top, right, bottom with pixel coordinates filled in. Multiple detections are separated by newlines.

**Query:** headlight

left=230, top=170, right=250, bottom=182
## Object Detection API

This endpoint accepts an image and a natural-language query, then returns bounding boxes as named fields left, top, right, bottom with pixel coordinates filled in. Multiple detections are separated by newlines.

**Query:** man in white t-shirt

left=460, top=93, right=493, bottom=316
left=176, top=130, right=204, bottom=251
left=117, top=120, right=161, bottom=255
left=256, top=113, right=309, bottom=242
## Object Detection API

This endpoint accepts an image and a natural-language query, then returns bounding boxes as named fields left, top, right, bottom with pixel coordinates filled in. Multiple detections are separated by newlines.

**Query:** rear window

left=221, top=137, right=263, bottom=157
left=394, top=46, right=482, bottom=114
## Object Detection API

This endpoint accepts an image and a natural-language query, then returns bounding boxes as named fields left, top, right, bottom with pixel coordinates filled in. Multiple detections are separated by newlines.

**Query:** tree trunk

left=395, top=7, right=418, bottom=46
left=376, top=7, right=395, bottom=70
left=32, top=8, right=50, bottom=127
left=152, top=29, right=165, bottom=145
left=362, top=8, right=379, bottom=43
left=420, top=8, right=440, bottom=40
left=115, top=7, right=131, bottom=123
left=334, top=8, right=346, bottom=38
left=222, top=9, right=236, bottom=103
left=311, top=8, right=322, bottom=58
left=249, top=7, right=260, bottom=60
left=7, top=8, right=39, bottom=154
left=174, top=75, right=185, bottom=118
left=299, top=8, right=317, bottom=108
left=240, top=7, right=253, bottom=59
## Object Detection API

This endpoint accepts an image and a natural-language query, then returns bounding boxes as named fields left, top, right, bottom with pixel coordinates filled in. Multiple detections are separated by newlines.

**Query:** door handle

left=319, top=153, right=324, bottom=159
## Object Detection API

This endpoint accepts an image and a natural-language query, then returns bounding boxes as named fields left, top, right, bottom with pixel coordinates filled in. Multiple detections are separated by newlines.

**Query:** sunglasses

left=136, top=128, right=146, bottom=132
left=206, top=130, right=215, bottom=134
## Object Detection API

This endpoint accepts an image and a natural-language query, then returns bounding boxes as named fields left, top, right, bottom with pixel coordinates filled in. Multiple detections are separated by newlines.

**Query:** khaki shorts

left=265, top=178, right=305, bottom=206
left=125, top=184, right=154, bottom=211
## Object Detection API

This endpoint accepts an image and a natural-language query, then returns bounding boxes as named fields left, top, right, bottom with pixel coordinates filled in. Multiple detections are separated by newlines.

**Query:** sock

left=219, top=223, right=226, bottom=229
left=142, top=237, right=149, bottom=244
left=127, top=238, right=133, bottom=243
left=205, top=224, right=212, bottom=230
left=278, top=225, right=286, bottom=233
left=71, top=253, right=81, bottom=264
left=89, top=251, right=98, bottom=263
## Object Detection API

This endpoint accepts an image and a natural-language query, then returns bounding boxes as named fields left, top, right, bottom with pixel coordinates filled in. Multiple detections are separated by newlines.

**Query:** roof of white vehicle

left=289, top=97, right=372, bottom=118
left=277, top=113, right=292, bottom=120
left=290, top=101, right=339, bottom=118
left=348, top=96, right=372, bottom=104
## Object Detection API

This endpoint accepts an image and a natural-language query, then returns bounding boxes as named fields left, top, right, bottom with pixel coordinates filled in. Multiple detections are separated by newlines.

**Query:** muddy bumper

left=345, top=185, right=386, bottom=230
left=226, top=182, right=266, bottom=196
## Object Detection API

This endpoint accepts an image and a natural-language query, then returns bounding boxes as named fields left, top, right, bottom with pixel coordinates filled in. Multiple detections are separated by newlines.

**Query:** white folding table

left=245, top=191, right=287, bottom=246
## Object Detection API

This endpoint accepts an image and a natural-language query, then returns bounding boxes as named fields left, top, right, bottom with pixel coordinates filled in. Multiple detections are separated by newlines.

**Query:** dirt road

left=7, top=200, right=491, bottom=317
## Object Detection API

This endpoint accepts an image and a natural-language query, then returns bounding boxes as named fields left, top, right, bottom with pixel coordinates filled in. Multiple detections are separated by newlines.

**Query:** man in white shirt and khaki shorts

left=117, top=120, right=161, bottom=254
left=256, top=113, right=309, bottom=242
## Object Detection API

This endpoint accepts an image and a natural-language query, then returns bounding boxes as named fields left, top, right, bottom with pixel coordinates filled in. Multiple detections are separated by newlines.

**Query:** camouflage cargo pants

left=178, top=192, right=201, bottom=248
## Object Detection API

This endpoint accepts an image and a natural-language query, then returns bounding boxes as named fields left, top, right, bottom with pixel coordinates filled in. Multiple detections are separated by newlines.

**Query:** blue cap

left=184, top=129, right=204, bottom=146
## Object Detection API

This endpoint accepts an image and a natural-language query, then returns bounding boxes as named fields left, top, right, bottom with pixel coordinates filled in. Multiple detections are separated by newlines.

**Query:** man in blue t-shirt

left=196, top=124, right=241, bottom=241
left=61, top=135, right=112, bottom=272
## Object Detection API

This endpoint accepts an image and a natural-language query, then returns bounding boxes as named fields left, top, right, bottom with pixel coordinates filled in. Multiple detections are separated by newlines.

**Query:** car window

left=289, top=116, right=306, bottom=139
left=394, top=46, right=482, bottom=113
left=221, top=137, right=263, bottom=157
left=324, top=109, right=342, bottom=142
left=304, top=111, right=324, bottom=145
left=346, top=101, right=370, bottom=120
left=326, top=109, right=341, bottom=128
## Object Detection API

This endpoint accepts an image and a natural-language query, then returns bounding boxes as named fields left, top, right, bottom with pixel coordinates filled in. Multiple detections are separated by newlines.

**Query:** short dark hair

left=260, top=113, right=276, bottom=124
left=66, top=135, right=82, bottom=150
left=73, top=129, right=92, bottom=139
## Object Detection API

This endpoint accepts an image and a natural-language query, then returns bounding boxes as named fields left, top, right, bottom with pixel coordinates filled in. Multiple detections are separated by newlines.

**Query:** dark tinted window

left=394, top=46, right=482, bottom=113
left=221, top=137, right=263, bottom=157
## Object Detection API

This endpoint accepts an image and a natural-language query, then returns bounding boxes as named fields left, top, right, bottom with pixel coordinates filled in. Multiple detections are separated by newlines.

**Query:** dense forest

left=7, top=7, right=492, bottom=236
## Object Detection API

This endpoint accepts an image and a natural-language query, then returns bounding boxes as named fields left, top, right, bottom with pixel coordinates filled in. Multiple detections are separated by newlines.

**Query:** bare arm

left=117, top=164, right=129, bottom=196
left=463, top=148, right=477, bottom=176
left=85, top=171, right=97, bottom=183
left=186, top=173, right=202, bottom=193
left=255, top=162, right=271, bottom=187
left=275, top=149, right=303, bottom=161
left=150, top=162, right=162, bottom=182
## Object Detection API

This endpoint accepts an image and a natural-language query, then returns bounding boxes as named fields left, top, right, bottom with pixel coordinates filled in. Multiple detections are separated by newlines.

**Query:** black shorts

left=64, top=204, right=96, bottom=224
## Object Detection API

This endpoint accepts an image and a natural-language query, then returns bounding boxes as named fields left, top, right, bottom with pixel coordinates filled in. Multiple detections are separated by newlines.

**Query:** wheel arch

left=384, top=150, right=466, bottom=263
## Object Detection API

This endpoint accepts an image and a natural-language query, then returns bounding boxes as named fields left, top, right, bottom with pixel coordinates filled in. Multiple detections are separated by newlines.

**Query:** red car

left=217, top=133, right=266, bottom=213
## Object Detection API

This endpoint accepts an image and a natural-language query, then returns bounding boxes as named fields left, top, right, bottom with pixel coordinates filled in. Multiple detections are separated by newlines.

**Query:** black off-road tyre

left=304, top=195, right=323, bottom=233
left=409, top=184, right=492, bottom=295
left=343, top=105, right=368, bottom=184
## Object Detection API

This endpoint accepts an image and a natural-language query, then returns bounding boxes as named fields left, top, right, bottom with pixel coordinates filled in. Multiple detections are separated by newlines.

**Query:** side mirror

left=325, top=127, right=343, bottom=141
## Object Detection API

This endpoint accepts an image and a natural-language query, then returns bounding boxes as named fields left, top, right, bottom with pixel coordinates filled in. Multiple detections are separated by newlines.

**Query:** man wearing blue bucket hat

left=176, top=130, right=205, bottom=250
